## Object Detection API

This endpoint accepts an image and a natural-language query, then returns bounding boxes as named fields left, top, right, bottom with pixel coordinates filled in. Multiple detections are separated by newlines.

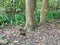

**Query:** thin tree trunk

left=56, top=0, right=60, bottom=10
left=25, top=0, right=36, bottom=32
left=40, top=0, right=48, bottom=24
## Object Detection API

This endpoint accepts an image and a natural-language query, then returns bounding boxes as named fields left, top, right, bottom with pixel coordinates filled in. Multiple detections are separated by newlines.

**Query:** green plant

left=0, top=10, right=60, bottom=26
left=36, top=12, right=40, bottom=23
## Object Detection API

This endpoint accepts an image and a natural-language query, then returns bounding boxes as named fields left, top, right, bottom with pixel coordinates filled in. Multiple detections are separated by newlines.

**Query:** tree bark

left=25, top=0, right=36, bottom=32
left=40, top=0, right=48, bottom=23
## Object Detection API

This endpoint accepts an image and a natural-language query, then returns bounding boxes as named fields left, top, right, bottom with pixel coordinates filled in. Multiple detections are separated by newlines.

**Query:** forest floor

left=0, top=19, right=60, bottom=45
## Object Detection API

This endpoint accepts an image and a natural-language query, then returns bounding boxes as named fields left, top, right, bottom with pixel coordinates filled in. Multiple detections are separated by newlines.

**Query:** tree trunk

left=40, top=0, right=48, bottom=23
left=25, top=0, right=36, bottom=32
left=56, top=0, right=60, bottom=10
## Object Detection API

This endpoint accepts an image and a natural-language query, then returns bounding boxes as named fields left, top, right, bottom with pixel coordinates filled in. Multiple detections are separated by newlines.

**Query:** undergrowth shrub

left=0, top=10, right=60, bottom=26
